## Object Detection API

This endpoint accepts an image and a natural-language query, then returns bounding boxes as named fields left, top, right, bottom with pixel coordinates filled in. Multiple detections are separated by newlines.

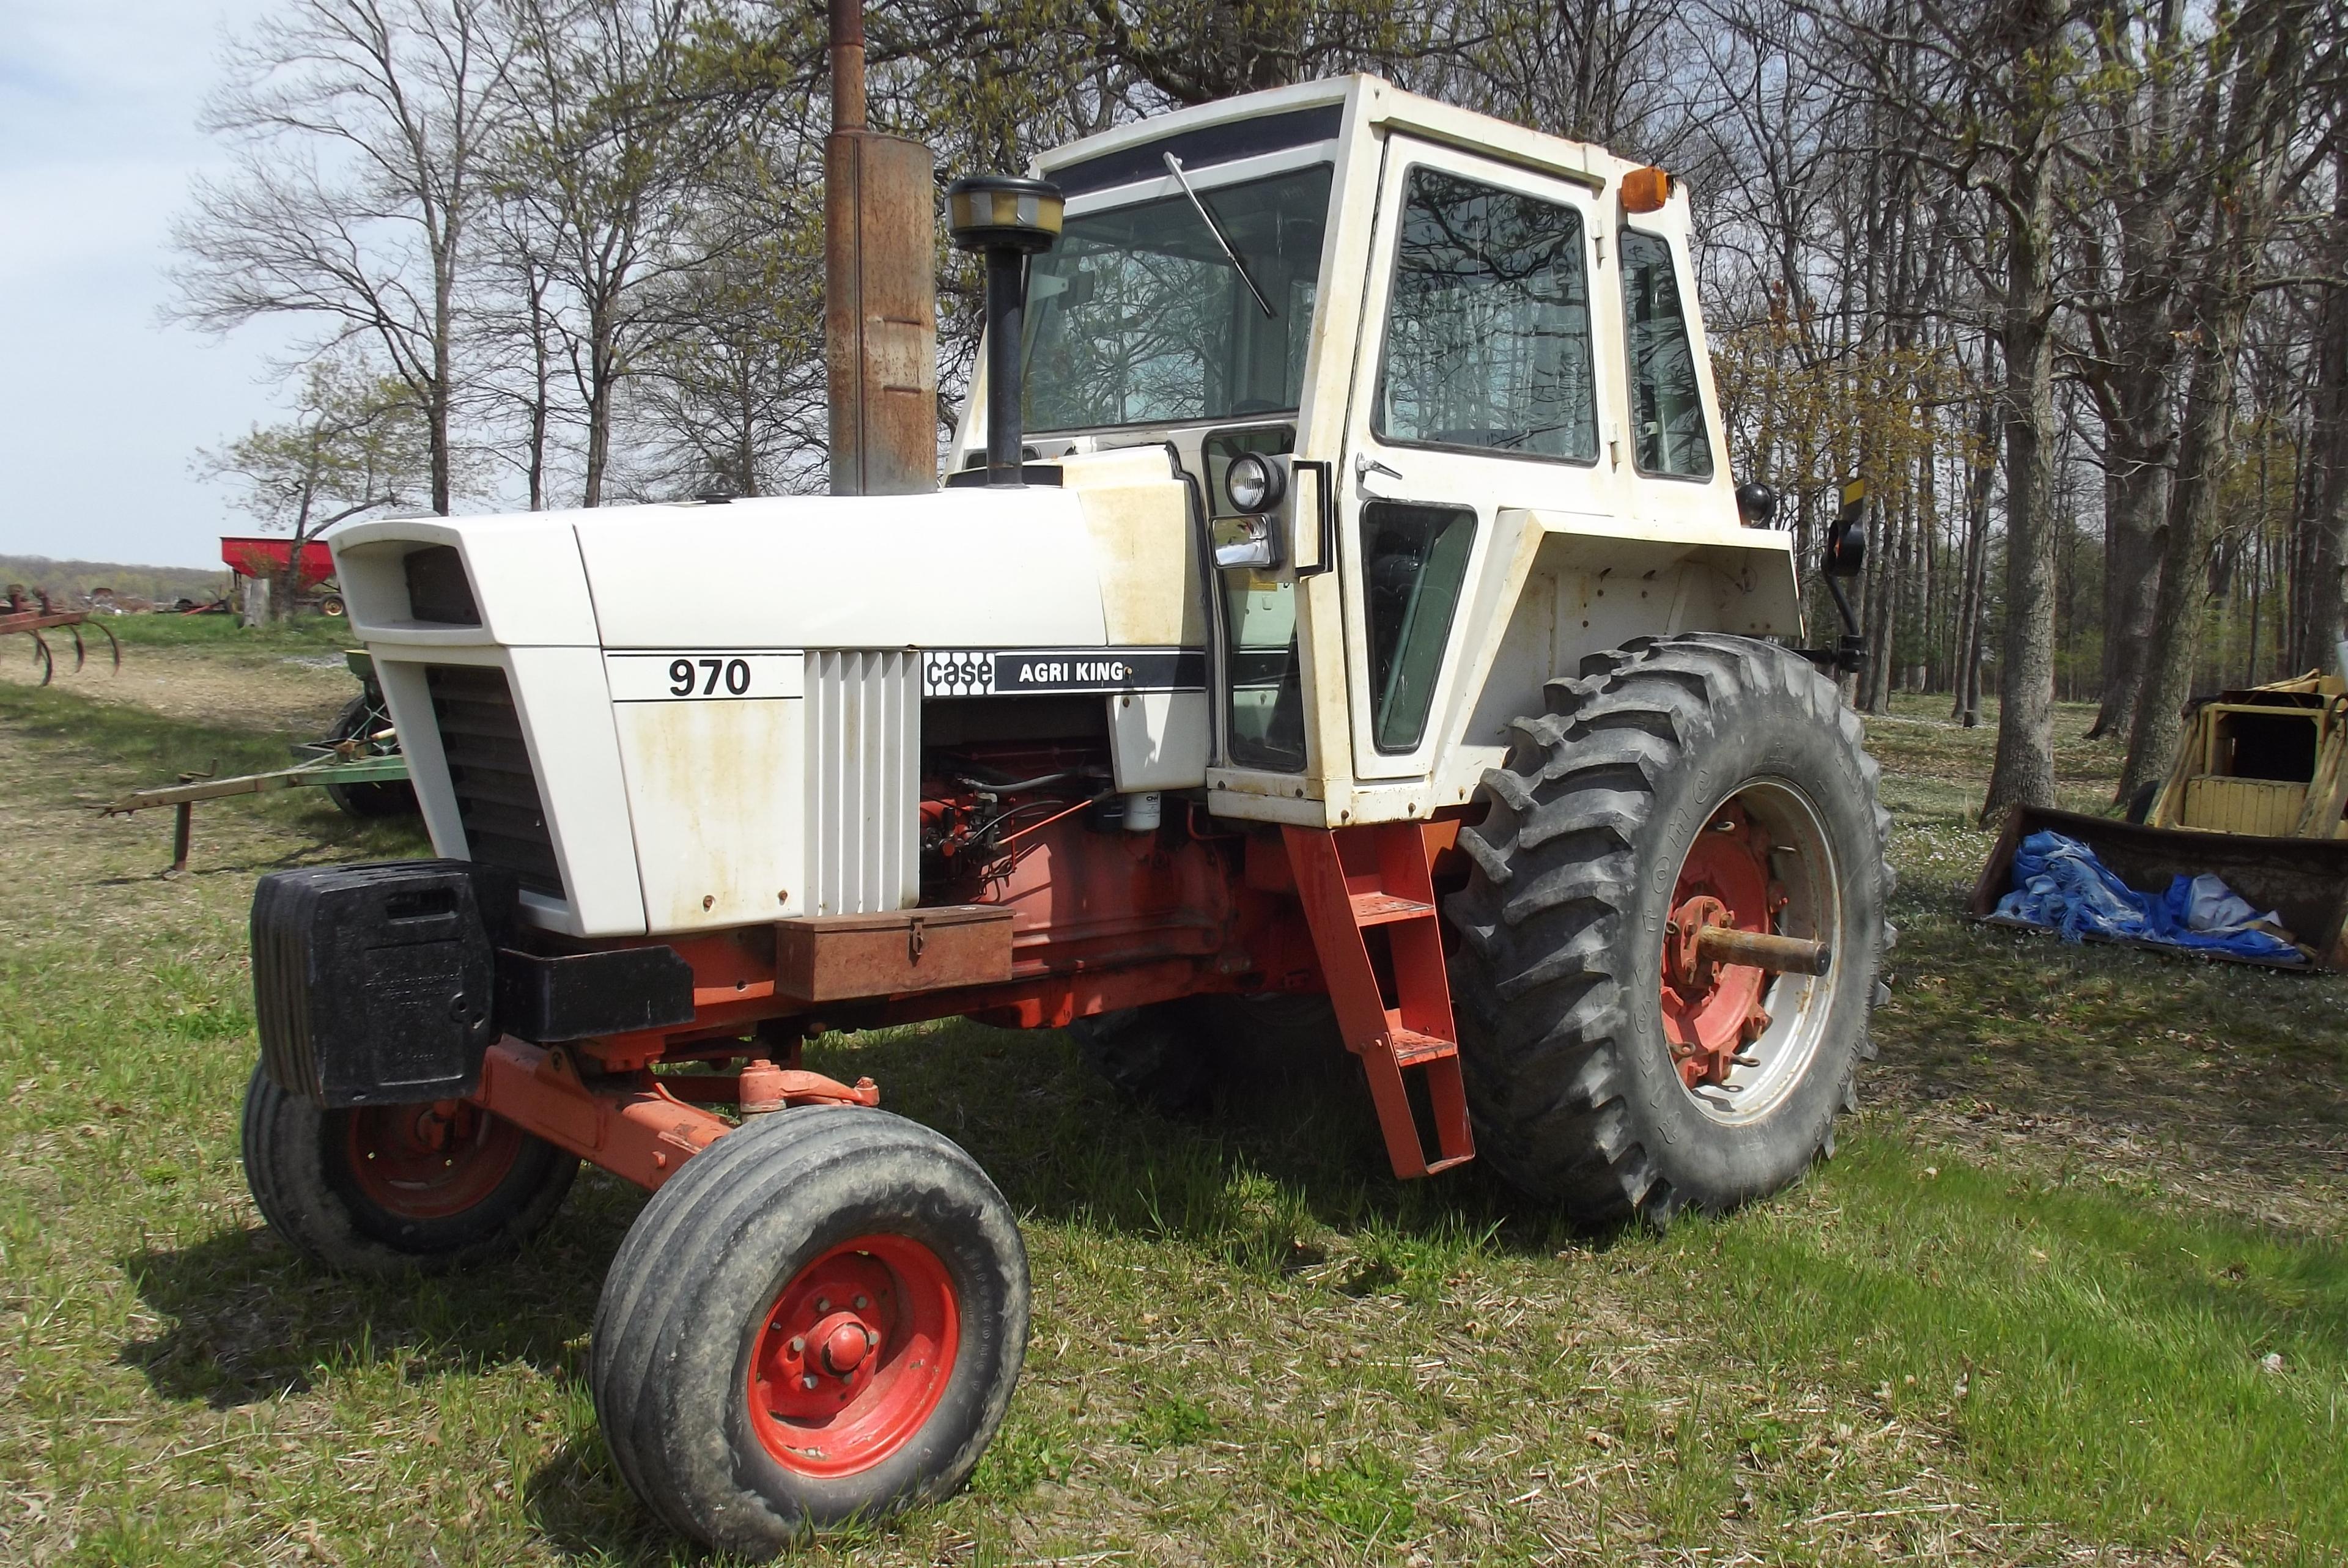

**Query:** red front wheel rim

left=746, top=1234, right=961, bottom=1477
left=341, top=1101, right=523, bottom=1219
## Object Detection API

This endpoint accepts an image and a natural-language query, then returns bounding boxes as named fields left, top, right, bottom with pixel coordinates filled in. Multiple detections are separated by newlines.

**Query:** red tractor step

left=1283, top=823, right=1475, bottom=1179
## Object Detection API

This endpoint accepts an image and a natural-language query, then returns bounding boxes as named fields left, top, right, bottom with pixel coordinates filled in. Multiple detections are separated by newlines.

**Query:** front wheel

left=240, top=1061, right=578, bottom=1273
left=589, top=1107, right=1028, bottom=1555
left=1447, top=634, right=1893, bottom=1226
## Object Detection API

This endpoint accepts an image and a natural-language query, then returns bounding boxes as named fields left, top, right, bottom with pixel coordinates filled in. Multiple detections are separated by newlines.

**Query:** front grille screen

left=425, top=664, right=564, bottom=899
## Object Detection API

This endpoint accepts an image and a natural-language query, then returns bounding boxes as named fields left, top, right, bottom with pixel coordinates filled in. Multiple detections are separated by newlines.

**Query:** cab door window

left=1372, top=167, right=1598, bottom=463
left=1362, top=502, right=1477, bottom=752
left=1620, top=230, right=1715, bottom=479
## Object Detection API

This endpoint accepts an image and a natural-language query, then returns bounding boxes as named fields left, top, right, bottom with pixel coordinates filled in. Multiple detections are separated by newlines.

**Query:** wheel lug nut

left=801, top=1373, right=819, bottom=1391
left=815, top=1297, right=830, bottom=1312
left=788, top=1336, right=805, bottom=1355
left=854, top=1295, right=868, bottom=1310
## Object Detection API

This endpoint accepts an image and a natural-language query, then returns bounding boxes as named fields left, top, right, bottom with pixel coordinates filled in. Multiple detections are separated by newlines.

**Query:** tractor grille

left=424, top=664, right=565, bottom=900
left=805, top=650, right=920, bottom=915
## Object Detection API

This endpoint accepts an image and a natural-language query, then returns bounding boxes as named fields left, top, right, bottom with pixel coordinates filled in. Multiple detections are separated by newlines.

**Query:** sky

left=0, top=0, right=302, bottom=569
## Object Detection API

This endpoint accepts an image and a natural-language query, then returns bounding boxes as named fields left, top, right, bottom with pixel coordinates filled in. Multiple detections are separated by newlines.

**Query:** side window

left=1362, top=502, right=1477, bottom=753
left=1373, top=168, right=1598, bottom=463
left=1619, top=230, right=1715, bottom=479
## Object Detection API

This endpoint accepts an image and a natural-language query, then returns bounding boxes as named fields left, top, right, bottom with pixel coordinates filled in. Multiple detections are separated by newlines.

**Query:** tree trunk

left=2290, top=158, right=2348, bottom=673
left=1982, top=156, right=2061, bottom=820
left=2119, top=319, right=2240, bottom=803
left=581, top=301, right=616, bottom=507
left=2088, top=441, right=2169, bottom=739
left=430, top=259, right=455, bottom=515
left=1953, top=384, right=1997, bottom=727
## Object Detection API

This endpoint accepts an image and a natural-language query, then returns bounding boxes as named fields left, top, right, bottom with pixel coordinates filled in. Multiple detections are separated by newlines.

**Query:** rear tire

left=240, top=1061, right=578, bottom=1273
left=589, top=1107, right=1028, bottom=1555
left=1447, top=634, right=1893, bottom=1226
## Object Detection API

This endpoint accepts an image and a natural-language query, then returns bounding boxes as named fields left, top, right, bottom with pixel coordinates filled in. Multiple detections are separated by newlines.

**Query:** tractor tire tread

left=1447, top=635, right=1893, bottom=1227
left=238, top=1061, right=576, bottom=1275
left=590, top=1108, right=1027, bottom=1556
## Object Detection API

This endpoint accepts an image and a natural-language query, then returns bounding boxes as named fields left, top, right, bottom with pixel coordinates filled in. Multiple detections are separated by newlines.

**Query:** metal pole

left=829, top=0, right=864, bottom=132
left=824, top=0, right=936, bottom=498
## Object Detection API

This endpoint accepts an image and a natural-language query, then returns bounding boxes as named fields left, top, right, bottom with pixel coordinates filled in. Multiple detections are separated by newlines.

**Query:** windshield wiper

left=1162, top=153, right=1276, bottom=318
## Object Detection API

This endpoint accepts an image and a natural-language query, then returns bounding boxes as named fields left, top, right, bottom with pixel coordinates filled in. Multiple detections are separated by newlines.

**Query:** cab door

left=1337, top=141, right=1618, bottom=781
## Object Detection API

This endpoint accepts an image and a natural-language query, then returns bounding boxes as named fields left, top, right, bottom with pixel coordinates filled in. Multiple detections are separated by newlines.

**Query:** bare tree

left=171, top=0, right=514, bottom=515
left=2117, top=0, right=2324, bottom=804
left=2289, top=138, right=2348, bottom=672
left=494, top=0, right=753, bottom=506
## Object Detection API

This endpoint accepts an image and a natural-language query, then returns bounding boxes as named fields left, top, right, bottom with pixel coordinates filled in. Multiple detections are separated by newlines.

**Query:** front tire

left=589, top=1107, right=1028, bottom=1555
left=1447, top=635, right=1892, bottom=1226
left=240, top=1061, right=578, bottom=1273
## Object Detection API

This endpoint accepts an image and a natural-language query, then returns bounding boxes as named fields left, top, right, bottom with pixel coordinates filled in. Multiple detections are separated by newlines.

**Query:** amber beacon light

left=1620, top=166, right=1673, bottom=213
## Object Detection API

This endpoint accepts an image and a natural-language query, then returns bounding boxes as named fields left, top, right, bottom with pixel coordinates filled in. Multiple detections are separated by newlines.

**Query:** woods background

left=167, top=0, right=2348, bottom=819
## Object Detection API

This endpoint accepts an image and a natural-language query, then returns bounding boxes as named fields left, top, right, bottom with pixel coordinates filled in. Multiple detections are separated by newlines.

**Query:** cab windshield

left=1021, top=164, right=1333, bottom=433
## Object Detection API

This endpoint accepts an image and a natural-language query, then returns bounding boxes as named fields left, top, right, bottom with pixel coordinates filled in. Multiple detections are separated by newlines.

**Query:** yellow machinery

left=2132, top=671, right=2348, bottom=839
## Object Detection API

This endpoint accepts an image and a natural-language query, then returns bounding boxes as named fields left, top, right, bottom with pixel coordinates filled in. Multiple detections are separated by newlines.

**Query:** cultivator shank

left=1, top=589, right=120, bottom=686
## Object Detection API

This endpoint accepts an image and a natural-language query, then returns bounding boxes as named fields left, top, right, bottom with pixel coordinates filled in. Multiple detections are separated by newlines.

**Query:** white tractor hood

left=336, top=484, right=1115, bottom=652
left=325, top=452, right=1208, bottom=940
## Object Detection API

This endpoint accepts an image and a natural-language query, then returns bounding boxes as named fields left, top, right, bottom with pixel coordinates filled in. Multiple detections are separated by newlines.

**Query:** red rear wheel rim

left=746, top=1235, right=961, bottom=1477
left=341, top=1101, right=523, bottom=1219
left=1659, top=798, right=1781, bottom=1088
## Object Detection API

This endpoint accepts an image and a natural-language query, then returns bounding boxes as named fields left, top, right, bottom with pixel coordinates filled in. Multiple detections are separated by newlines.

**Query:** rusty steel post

left=824, top=0, right=937, bottom=497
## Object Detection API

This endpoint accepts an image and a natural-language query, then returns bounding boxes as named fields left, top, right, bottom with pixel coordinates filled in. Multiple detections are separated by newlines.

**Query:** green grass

left=3, top=669, right=2346, bottom=1563
left=102, top=610, right=357, bottom=653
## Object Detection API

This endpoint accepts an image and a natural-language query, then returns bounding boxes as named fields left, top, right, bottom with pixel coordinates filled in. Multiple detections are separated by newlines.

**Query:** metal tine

left=69, top=625, right=86, bottom=671
left=29, top=630, right=53, bottom=686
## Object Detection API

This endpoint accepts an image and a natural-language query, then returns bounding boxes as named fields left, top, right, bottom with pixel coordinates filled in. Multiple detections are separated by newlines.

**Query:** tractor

left=238, top=73, right=1890, bottom=1556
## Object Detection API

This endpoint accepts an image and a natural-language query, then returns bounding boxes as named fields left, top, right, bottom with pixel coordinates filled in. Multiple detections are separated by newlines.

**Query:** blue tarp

left=1993, top=830, right=2306, bottom=964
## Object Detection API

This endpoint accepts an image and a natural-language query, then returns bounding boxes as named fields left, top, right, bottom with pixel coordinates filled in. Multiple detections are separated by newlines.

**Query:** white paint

left=614, top=695, right=805, bottom=929
left=572, top=490, right=1109, bottom=650
left=1110, top=691, right=1212, bottom=790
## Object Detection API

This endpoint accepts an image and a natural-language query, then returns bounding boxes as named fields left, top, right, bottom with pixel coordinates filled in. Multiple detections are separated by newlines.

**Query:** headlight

left=1225, top=452, right=1285, bottom=515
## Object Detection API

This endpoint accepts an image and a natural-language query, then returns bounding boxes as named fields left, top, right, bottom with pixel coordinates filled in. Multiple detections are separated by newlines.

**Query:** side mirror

left=1823, top=477, right=1867, bottom=578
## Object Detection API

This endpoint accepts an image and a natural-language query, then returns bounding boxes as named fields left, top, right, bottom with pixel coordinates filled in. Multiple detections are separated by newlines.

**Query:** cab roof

left=1032, top=75, right=1648, bottom=204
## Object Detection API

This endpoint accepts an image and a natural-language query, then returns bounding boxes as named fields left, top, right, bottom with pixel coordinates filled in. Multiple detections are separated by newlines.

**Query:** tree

left=492, top=0, right=752, bottom=506
left=200, top=355, right=430, bottom=617
left=171, top=0, right=514, bottom=516
left=2116, top=0, right=2322, bottom=806
left=2288, top=138, right=2348, bottom=673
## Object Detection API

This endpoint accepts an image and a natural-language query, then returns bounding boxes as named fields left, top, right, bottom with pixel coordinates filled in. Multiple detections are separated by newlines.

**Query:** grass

left=100, top=611, right=358, bottom=653
left=3, top=672, right=2346, bottom=1564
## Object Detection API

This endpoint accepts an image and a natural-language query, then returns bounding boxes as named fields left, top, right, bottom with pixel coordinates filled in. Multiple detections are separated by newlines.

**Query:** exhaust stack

left=944, top=175, right=1063, bottom=488
left=824, top=0, right=936, bottom=496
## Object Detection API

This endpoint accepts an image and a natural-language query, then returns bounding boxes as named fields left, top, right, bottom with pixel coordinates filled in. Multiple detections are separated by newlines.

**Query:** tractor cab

left=946, top=75, right=1799, bottom=830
